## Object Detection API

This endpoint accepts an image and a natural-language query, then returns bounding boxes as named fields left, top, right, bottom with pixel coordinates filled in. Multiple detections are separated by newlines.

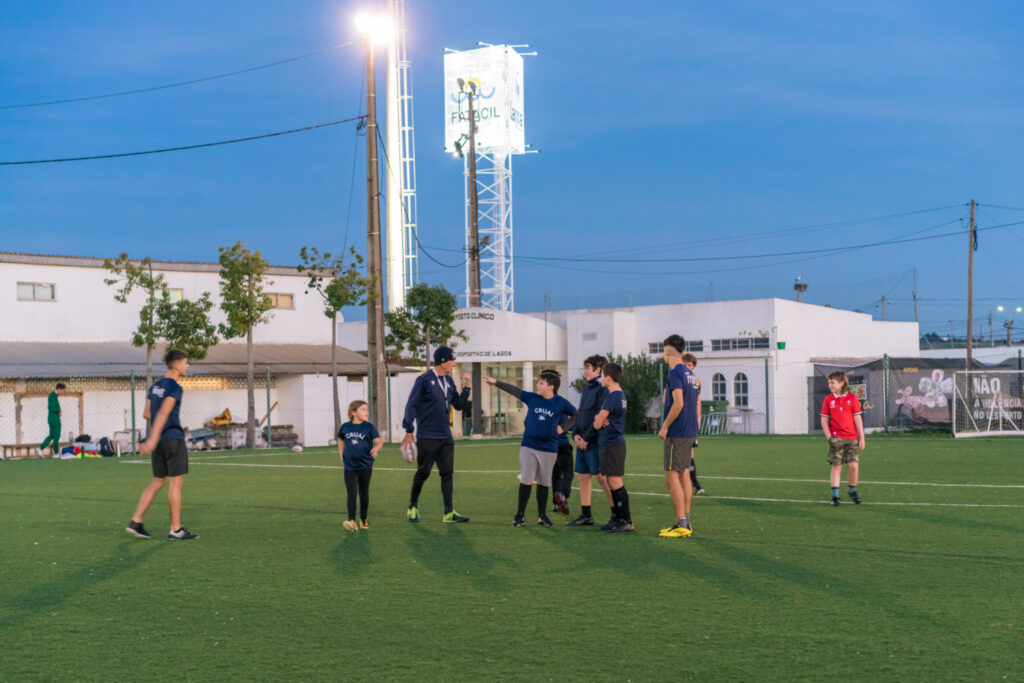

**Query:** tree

left=384, top=283, right=466, bottom=364
left=103, top=253, right=167, bottom=390
left=571, top=351, right=662, bottom=433
left=218, top=242, right=274, bottom=448
left=157, top=292, right=219, bottom=361
left=297, top=245, right=369, bottom=436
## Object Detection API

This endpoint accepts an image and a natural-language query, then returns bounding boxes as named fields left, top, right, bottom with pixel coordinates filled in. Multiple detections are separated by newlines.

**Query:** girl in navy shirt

left=338, top=400, right=382, bottom=531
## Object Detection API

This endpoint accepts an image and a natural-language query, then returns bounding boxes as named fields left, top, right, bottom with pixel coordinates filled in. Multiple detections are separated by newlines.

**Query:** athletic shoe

left=512, top=513, right=526, bottom=527
left=125, top=520, right=150, bottom=539
left=168, top=527, right=199, bottom=540
left=443, top=510, right=470, bottom=523
left=601, top=517, right=621, bottom=531
left=567, top=515, right=594, bottom=527
left=831, top=496, right=841, bottom=507
left=659, top=525, right=693, bottom=538
left=609, top=519, right=634, bottom=533
left=343, top=520, right=358, bottom=532
left=695, top=488, right=705, bottom=496
left=848, top=491, right=863, bottom=504
left=359, top=520, right=369, bottom=530
left=407, top=506, right=420, bottom=523
left=553, top=491, right=570, bottom=516
left=537, top=514, right=554, bottom=527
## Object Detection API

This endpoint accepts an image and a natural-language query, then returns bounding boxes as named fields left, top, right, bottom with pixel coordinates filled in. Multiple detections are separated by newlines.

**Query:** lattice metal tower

left=464, top=151, right=514, bottom=310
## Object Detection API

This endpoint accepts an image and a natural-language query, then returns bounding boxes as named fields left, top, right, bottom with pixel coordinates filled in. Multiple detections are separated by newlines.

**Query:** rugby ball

left=291, top=445, right=303, bottom=453
left=400, top=441, right=417, bottom=463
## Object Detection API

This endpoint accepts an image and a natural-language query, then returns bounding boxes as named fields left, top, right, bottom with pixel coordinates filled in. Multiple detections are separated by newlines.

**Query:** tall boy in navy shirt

left=658, top=335, right=699, bottom=538
left=486, top=370, right=576, bottom=527
left=569, top=355, right=612, bottom=527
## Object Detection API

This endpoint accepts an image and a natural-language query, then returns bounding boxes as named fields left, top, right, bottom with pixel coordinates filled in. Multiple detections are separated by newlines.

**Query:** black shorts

left=151, top=439, right=189, bottom=478
left=598, top=442, right=627, bottom=477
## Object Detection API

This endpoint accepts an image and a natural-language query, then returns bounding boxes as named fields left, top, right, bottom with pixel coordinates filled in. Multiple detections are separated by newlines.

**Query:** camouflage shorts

left=827, top=437, right=859, bottom=466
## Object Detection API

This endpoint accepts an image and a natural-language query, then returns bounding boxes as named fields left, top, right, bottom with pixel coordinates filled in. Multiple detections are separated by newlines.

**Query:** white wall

left=0, top=258, right=336, bottom=345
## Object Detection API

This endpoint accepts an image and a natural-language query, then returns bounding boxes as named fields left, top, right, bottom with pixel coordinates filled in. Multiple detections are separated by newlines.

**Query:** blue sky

left=3, top=1, right=1024, bottom=337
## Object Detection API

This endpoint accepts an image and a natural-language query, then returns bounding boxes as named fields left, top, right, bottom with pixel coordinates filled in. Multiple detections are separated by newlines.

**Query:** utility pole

left=881, top=295, right=886, bottom=321
left=709, top=281, right=713, bottom=302
left=1007, top=320, right=1014, bottom=347
left=912, top=267, right=919, bottom=322
left=966, top=199, right=976, bottom=368
left=364, top=33, right=388, bottom=431
left=949, top=319, right=955, bottom=347
left=990, top=309, right=994, bottom=347
left=464, top=80, right=483, bottom=436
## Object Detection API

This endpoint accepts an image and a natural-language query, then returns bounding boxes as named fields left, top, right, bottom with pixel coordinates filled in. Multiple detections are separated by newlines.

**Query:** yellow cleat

left=343, top=519, right=359, bottom=532
left=359, top=520, right=369, bottom=530
left=658, top=525, right=693, bottom=538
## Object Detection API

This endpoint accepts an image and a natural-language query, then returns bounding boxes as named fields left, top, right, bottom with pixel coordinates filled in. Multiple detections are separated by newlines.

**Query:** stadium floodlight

left=354, top=12, right=392, bottom=44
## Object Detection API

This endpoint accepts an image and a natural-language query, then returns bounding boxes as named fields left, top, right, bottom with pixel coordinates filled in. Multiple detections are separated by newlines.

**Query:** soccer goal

left=952, top=370, right=1024, bottom=437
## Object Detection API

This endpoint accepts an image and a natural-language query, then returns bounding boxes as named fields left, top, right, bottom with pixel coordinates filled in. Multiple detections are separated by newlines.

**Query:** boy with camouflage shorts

left=820, top=370, right=866, bottom=506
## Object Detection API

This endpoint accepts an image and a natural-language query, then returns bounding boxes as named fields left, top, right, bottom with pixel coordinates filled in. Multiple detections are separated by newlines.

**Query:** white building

left=0, top=252, right=380, bottom=451
left=340, top=298, right=920, bottom=435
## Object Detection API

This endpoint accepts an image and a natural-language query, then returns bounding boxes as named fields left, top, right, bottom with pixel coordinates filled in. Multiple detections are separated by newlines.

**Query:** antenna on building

left=794, top=274, right=808, bottom=302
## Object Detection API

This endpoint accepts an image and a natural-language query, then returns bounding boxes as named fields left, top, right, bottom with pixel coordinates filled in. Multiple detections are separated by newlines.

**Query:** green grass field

left=1, top=434, right=1021, bottom=681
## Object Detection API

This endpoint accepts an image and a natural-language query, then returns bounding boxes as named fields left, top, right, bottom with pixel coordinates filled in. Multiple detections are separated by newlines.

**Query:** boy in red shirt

left=820, top=371, right=866, bottom=506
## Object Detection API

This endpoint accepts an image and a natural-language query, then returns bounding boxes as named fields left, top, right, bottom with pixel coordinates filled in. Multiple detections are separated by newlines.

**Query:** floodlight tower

left=384, top=0, right=419, bottom=311
left=444, top=43, right=534, bottom=311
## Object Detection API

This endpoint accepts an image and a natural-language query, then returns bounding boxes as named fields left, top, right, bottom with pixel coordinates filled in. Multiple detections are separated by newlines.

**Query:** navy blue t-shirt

left=339, top=421, right=380, bottom=471
left=598, top=389, right=627, bottom=446
left=148, top=377, right=184, bottom=440
left=664, top=364, right=700, bottom=438
left=519, top=391, right=577, bottom=453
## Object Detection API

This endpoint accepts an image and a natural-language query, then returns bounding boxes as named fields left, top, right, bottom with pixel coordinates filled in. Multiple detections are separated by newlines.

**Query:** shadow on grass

left=1, top=539, right=165, bottom=632
left=404, top=524, right=510, bottom=593
left=328, top=532, right=376, bottom=574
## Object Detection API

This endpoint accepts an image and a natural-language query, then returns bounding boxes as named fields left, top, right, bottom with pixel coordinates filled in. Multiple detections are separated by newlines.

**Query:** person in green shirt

left=39, top=382, right=66, bottom=457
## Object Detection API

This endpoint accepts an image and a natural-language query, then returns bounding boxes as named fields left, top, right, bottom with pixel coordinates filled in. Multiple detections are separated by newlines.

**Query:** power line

left=980, top=202, right=1024, bottom=212
left=0, top=116, right=366, bottom=165
left=0, top=41, right=356, bottom=110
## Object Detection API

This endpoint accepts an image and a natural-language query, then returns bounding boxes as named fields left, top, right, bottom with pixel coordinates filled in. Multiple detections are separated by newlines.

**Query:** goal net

left=952, top=370, right=1024, bottom=437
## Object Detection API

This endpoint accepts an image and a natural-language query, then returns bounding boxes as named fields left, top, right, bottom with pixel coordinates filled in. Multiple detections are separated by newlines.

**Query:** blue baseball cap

left=433, top=346, right=456, bottom=365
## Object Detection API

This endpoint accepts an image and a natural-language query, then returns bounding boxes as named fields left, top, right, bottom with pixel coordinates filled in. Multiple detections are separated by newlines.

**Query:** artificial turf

left=1, top=434, right=1021, bottom=681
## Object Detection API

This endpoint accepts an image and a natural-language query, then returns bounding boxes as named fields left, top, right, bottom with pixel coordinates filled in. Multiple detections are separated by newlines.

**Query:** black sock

left=582, top=505, right=592, bottom=517
left=536, top=485, right=549, bottom=517
left=517, top=483, right=532, bottom=516
left=612, top=487, right=631, bottom=523
left=610, top=506, right=618, bottom=521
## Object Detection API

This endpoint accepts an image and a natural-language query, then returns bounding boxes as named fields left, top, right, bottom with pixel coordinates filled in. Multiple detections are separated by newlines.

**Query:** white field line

left=117, top=461, right=1024, bottom=508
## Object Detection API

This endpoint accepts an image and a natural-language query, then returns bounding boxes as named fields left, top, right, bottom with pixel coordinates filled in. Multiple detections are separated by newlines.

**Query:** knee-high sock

left=612, top=486, right=631, bottom=523
left=689, top=459, right=701, bottom=489
left=536, top=485, right=549, bottom=517
left=517, top=483, right=532, bottom=516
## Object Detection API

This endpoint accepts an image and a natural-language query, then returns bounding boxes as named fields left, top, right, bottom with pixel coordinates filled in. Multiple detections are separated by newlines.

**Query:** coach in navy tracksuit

left=402, top=346, right=472, bottom=523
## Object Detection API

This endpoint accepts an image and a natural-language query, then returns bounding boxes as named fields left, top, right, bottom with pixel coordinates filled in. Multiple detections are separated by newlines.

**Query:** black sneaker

left=601, top=517, right=621, bottom=531
left=848, top=490, right=863, bottom=504
left=567, top=515, right=594, bottom=527
left=830, top=496, right=841, bottom=507
left=125, top=520, right=150, bottom=539
left=168, top=527, right=199, bottom=540
left=537, top=514, right=554, bottom=527
left=512, top=513, right=526, bottom=527
left=609, top=519, right=635, bottom=533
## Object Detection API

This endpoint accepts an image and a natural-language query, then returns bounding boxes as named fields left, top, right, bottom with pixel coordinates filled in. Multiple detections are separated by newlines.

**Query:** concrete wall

left=1, top=259, right=336, bottom=345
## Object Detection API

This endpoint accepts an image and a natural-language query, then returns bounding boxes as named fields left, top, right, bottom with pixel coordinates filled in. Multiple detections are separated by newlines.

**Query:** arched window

left=734, top=373, right=749, bottom=407
left=712, top=373, right=726, bottom=401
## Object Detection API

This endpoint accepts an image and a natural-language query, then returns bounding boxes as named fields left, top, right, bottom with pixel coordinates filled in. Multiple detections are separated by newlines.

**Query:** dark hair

left=826, top=371, right=850, bottom=393
left=663, top=334, right=686, bottom=354
left=164, top=349, right=187, bottom=366
left=538, top=369, right=561, bottom=393
left=55, top=382, right=66, bottom=390
left=602, top=362, right=623, bottom=383
left=348, top=400, right=367, bottom=420
left=681, top=352, right=697, bottom=367
left=584, top=354, right=606, bottom=371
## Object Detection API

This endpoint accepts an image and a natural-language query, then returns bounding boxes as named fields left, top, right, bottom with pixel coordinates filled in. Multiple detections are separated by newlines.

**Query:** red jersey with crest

left=820, top=392, right=862, bottom=440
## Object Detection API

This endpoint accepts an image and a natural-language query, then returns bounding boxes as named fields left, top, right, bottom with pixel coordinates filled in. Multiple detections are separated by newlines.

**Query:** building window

left=710, top=337, right=770, bottom=351
left=734, top=372, right=749, bottom=407
left=17, top=282, right=56, bottom=301
left=166, top=288, right=184, bottom=302
left=648, top=342, right=664, bottom=355
left=685, top=340, right=703, bottom=352
left=712, top=373, right=727, bottom=401
left=266, top=293, right=294, bottom=309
